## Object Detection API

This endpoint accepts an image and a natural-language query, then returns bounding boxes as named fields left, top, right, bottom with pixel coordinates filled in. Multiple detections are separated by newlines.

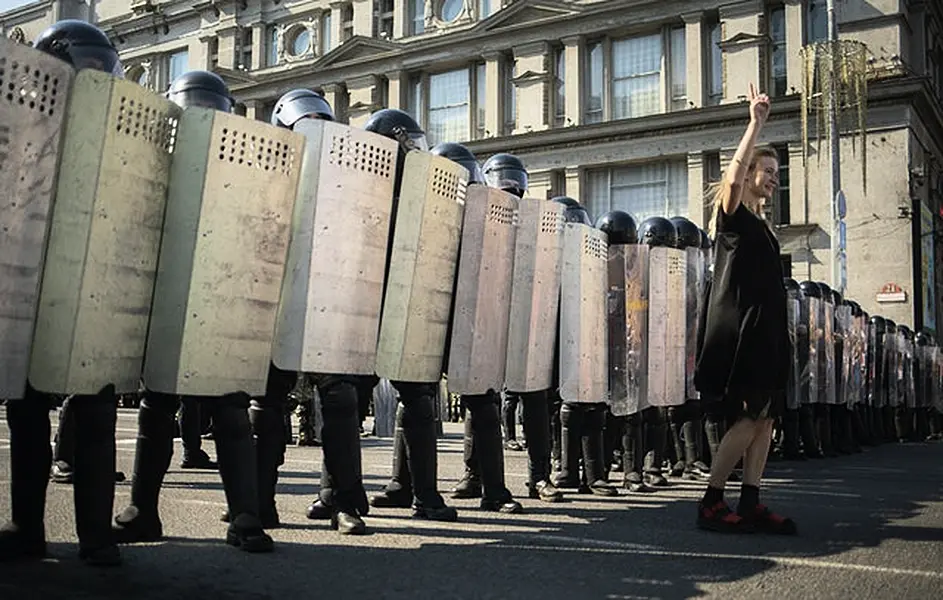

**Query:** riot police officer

left=1, top=19, right=124, bottom=566
left=364, top=109, right=458, bottom=522
left=112, top=70, right=274, bottom=553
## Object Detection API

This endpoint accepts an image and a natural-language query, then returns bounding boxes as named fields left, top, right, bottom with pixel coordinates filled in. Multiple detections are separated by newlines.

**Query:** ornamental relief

left=427, top=0, right=476, bottom=32
left=8, top=26, right=27, bottom=45
left=275, top=18, right=319, bottom=64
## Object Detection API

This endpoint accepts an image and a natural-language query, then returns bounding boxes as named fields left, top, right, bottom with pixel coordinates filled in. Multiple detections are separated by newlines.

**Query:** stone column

left=352, top=0, right=373, bottom=37
left=564, top=166, right=581, bottom=203
left=197, top=34, right=215, bottom=71
left=687, top=152, right=706, bottom=226
left=784, top=0, right=804, bottom=95
left=682, top=12, right=704, bottom=109
left=562, top=36, right=582, bottom=126
left=718, top=0, right=765, bottom=103
left=251, top=23, right=265, bottom=70
left=322, top=83, right=347, bottom=122
left=484, top=52, right=501, bottom=139
left=386, top=70, right=405, bottom=110
left=216, top=25, right=239, bottom=70
left=528, top=170, right=552, bottom=200
left=346, top=75, right=381, bottom=128
left=330, top=2, right=345, bottom=47
left=244, top=99, right=262, bottom=121
left=511, top=41, right=550, bottom=134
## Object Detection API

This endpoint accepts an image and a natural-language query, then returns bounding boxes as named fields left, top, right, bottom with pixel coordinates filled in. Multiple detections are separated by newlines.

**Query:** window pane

left=776, top=146, right=790, bottom=225
left=411, top=0, right=425, bottom=35
left=597, top=159, right=689, bottom=222
left=808, top=0, right=828, bottom=42
left=292, top=29, right=311, bottom=56
left=670, top=27, right=686, bottom=110
left=269, top=27, right=279, bottom=66
left=583, top=169, right=610, bottom=218
left=169, top=50, right=189, bottom=85
left=586, top=42, right=603, bottom=124
left=555, top=47, right=566, bottom=119
left=428, top=69, right=470, bottom=145
left=770, top=7, right=787, bottom=96
left=406, top=74, right=423, bottom=125
left=476, top=63, right=486, bottom=136
left=708, top=23, right=723, bottom=103
left=504, top=58, right=516, bottom=132
left=611, top=34, right=662, bottom=119
left=322, top=14, right=332, bottom=53
left=478, top=0, right=492, bottom=18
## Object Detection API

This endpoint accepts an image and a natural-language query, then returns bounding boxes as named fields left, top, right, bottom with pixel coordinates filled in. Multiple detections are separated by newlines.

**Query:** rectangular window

left=584, top=160, right=689, bottom=222
left=585, top=41, right=604, bottom=124
left=475, top=62, right=486, bottom=139
left=611, top=34, right=662, bottom=119
left=406, top=73, right=424, bottom=126
left=268, top=27, right=279, bottom=66
left=239, top=28, right=252, bottom=70
left=807, top=0, right=828, bottom=43
left=375, top=0, right=394, bottom=40
left=410, top=0, right=425, bottom=36
left=342, top=4, right=354, bottom=42
left=769, top=5, right=787, bottom=96
left=478, top=0, right=493, bottom=19
left=503, top=56, right=516, bottom=134
left=168, top=50, right=189, bottom=88
left=707, top=20, right=723, bottom=105
left=259, top=100, right=277, bottom=124
left=321, top=13, right=332, bottom=54
left=774, top=146, right=791, bottom=225
left=553, top=46, right=566, bottom=127
left=669, top=27, right=687, bottom=111
left=208, top=37, right=219, bottom=70
left=428, top=69, right=470, bottom=146
left=703, top=151, right=722, bottom=224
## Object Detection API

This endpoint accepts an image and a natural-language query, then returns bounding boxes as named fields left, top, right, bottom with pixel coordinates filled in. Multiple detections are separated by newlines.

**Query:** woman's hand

left=748, top=82, right=771, bottom=126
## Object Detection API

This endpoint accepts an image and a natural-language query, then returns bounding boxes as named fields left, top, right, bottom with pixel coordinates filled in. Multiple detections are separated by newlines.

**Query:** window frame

left=407, top=63, right=488, bottom=145
left=583, top=158, right=690, bottom=221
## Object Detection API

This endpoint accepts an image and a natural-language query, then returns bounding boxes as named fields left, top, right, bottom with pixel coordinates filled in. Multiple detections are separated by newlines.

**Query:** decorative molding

left=7, top=26, right=25, bottom=45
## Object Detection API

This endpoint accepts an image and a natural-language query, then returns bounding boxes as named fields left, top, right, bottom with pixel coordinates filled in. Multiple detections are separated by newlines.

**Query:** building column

left=561, top=36, right=583, bottom=127
left=321, top=83, right=347, bottom=122
left=484, top=52, right=501, bottom=139
left=330, top=2, right=345, bottom=48
left=244, top=99, right=262, bottom=121
left=718, top=0, right=765, bottom=103
left=687, top=152, right=706, bottom=227
left=346, top=75, right=381, bottom=128
left=352, top=0, right=373, bottom=37
left=216, top=25, right=239, bottom=70
left=564, top=166, right=581, bottom=203
left=250, top=23, right=265, bottom=70
left=386, top=70, right=405, bottom=110
left=197, top=34, right=215, bottom=71
left=784, top=0, right=804, bottom=96
left=511, top=41, right=551, bottom=134
left=681, top=13, right=705, bottom=109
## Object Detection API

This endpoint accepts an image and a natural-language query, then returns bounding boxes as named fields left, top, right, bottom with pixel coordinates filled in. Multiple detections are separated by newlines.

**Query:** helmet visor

left=69, top=45, right=123, bottom=77
left=484, top=168, right=528, bottom=195
left=408, top=132, right=428, bottom=152
left=168, top=89, right=233, bottom=112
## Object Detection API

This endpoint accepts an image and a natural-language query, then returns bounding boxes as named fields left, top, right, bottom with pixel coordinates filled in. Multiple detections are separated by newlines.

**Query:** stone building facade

left=3, top=0, right=943, bottom=333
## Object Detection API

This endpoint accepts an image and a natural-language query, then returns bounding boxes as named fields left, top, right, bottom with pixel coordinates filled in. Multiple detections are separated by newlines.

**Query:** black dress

left=694, top=203, right=790, bottom=420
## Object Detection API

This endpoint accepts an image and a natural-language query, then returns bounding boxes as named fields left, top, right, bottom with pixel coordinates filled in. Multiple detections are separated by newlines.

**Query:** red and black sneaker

left=739, top=504, right=798, bottom=535
left=696, top=501, right=753, bottom=533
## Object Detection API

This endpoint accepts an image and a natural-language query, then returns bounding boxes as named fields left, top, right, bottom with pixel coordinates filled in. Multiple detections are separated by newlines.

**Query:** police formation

left=3, top=21, right=943, bottom=569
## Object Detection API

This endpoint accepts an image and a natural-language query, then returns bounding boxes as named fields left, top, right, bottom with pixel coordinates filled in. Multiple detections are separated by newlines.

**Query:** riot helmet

left=552, top=196, right=591, bottom=225
left=669, top=216, right=701, bottom=249
left=595, top=210, right=638, bottom=245
left=699, top=228, right=712, bottom=249
left=886, top=319, right=897, bottom=333
left=916, top=331, right=931, bottom=346
left=431, top=142, right=484, bottom=184
left=847, top=300, right=862, bottom=317
left=783, top=278, right=800, bottom=294
left=167, top=70, right=233, bottom=112
left=364, top=108, right=427, bottom=151
left=34, top=20, right=123, bottom=77
left=799, top=281, right=821, bottom=298
left=899, top=325, right=913, bottom=339
left=870, top=315, right=886, bottom=334
left=815, top=282, right=833, bottom=302
left=637, top=216, right=678, bottom=248
left=831, top=290, right=842, bottom=306
left=271, top=89, right=335, bottom=128
left=482, top=153, right=528, bottom=198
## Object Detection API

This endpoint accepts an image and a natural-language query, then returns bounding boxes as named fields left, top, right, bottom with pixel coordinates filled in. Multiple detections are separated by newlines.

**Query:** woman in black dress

left=694, top=84, right=797, bottom=535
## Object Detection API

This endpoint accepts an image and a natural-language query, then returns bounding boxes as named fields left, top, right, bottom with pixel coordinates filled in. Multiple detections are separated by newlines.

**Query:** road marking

left=503, top=534, right=943, bottom=579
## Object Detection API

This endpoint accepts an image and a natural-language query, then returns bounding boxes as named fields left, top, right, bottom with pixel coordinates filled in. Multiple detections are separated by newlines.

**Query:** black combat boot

left=622, top=413, right=653, bottom=493
left=249, top=395, right=285, bottom=529
left=781, top=409, right=803, bottom=460
left=0, top=386, right=52, bottom=562
left=667, top=405, right=686, bottom=477
left=114, top=391, right=179, bottom=543
left=799, top=405, right=822, bottom=458
left=816, top=405, right=837, bottom=457
left=450, top=407, right=482, bottom=499
left=73, top=385, right=121, bottom=566
left=554, top=402, right=583, bottom=488
left=681, top=410, right=706, bottom=479
left=468, top=393, right=522, bottom=513
left=371, top=402, right=414, bottom=508
left=581, top=404, right=617, bottom=496
left=51, top=396, right=75, bottom=483
left=318, top=377, right=368, bottom=534
left=642, top=408, right=669, bottom=487
left=179, top=396, right=217, bottom=469
left=520, top=390, right=562, bottom=502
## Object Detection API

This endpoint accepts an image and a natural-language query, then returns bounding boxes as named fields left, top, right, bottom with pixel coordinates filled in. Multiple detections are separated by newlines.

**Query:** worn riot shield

left=646, top=247, right=686, bottom=407
left=868, top=325, right=885, bottom=408
left=807, top=297, right=823, bottom=404
left=607, top=244, right=649, bottom=417
left=823, top=300, right=837, bottom=404
left=902, top=335, right=916, bottom=409
left=785, top=292, right=802, bottom=410
left=144, top=108, right=303, bottom=396
left=0, top=41, right=75, bottom=399
left=852, top=314, right=867, bottom=407
left=447, top=186, right=518, bottom=394
left=683, top=248, right=703, bottom=401
left=375, top=151, right=468, bottom=383
left=887, top=331, right=900, bottom=407
left=504, top=199, right=565, bottom=393
left=559, top=224, right=609, bottom=403
left=836, top=304, right=852, bottom=407
left=933, top=347, right=943, bottom=414
left=29, top=71, right=179, bottom=395
left=271, top=120, right=398, bottom=375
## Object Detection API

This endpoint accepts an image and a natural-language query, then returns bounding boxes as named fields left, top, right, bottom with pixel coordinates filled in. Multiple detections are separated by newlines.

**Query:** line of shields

left=785, top=281, right=943, bottom=444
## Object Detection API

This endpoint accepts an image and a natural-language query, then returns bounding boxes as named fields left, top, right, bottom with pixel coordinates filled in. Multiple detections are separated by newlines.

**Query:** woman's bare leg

left=742, top=419, right=774, bottom=486
left=707, top=418, right=759, bottom=490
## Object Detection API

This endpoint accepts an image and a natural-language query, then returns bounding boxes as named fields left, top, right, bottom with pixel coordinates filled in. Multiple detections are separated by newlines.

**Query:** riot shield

left=823, top=301, right=837, bottom=404
left=836, top=304, right=852, bottom=407
left=867, top=324, right=885, bottom=408
left=607, top=244, right=649, bottom=417
left=807, top=297, right=823, bottom=404
left=447, top=186, right=519, bottom=395
left=903, top=336, right=916, bottom=409
left=29, top=70, right=179, bottom=395
left=271, top=120, right=398, bottom=375
left=504, top=199, right=565, bottom=393
left=144, top=107, right=303, bottom=396
left=683, top=248, right=702, bottom=401
left=852, top=314, right=867, bottom=407
left=0, top=41, right=75, bottom=399
left=559, top=223, right=609, bottom=403
left=887, top=332, right=900, bottom=407
left=375, top=151, right=468, bottom=383
left=646, top=246, right=686, bottom=407
left=785, top=293, right=802, bottom=410
left=933, top=347, right=943, bottom=414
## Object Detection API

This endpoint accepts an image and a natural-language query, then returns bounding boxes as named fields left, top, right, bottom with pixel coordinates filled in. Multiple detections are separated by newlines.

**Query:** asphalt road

left=0, top=408, right=941, bottom=599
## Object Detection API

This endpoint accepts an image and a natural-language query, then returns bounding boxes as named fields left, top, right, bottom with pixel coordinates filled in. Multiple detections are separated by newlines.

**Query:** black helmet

left=637, top=216, right=678, bottom=247
left=552, top=196, right=591, bottom=225
left=799, top=281, right=821, bottom=298
left=783, top=278, right=800, bottom=294
left=870, top=315, right=886, bottom=333
left=886, top=319, right=897, bottom=332
left=899, top=325, right=913, bottom=340
left=847, top=300, right=862, bottom=317
left=167, top=70, right=233, bottom=112
left=916, top=331, right=932, bottom=346
left=699, top=228, right=712, bottom=249
left=431, top=142, right=484, bottom=184
left=669, top=216, right=701, bottom=249
left=364, top=108, right=427, bottom=151
left=482, top=153, right=528, bottom=198
left=595, top=210, right=638, bottom=245
left=34, top=20, right=123, bottom=76
left=815, top=282, right=833, bottom=302
left=831, top=290, right=842, bottom=306
left=271, top=89, right=335, bottom=128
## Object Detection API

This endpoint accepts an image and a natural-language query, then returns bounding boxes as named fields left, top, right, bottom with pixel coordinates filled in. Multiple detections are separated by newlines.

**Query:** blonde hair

left=706, top=147, right=779, bottom=238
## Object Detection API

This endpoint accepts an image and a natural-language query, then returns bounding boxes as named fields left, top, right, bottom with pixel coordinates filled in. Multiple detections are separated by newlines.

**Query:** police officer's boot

left=916, top=407, right=931, bottom=441
left=643, top=408, right=669, bottom=487
left=854, top=406, right=872, bottom=446
left=296, top=394, right=319, bottom=446
left=782, top=409, right=803, bottom=460
left=604, top=411, right=622, bottom=478
left=179, top=396, right=216, bottom=469
left=550, top=393, right=563, bottom=473
left=520, top=390, right=562, bottom=502
left=371, top=402, right=414, bottom=508
left=51, top=396, right=75, bottom=483
left=397, top=383, right=457, bottom=521
left=703, top=412, right=727, bottom=466
left=467, top=393, right=522, bottom=513
left=816, top=405, right=837, bottom=457
left=798, top=405, right=822, bottom=458
left=894, top=406, right=909, bottom=442
left=928, top=410, right=942, bottom=440
left=666, top=406, right=686, bottom=477
left=317, top=378, right=368, bottom=534
left=681, top=414, right=706, bottom=479
left=72, top=385, right=121, bottom=566
left=622, top=413, right=653, bottom=493
left=249, top=396, right=285, bottom=529
left=113, top=391, right=179, bottom=543
left=554, top=402, right=583, bottom=488
left=883, top=406, right=896, bottom=442
left=581, top=404, right=617, bottom=496
left=502, top=394, right=522, bottom=451
left=836, top=408, right=854, bottom=454
left=0, top=385, right=52, bottom=562
left=451, top=406, right=482, bottom=499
